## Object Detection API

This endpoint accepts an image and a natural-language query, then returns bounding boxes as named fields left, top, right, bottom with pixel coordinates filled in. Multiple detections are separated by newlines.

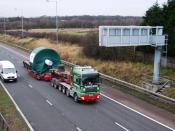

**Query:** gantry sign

left=99, top=26, right=166, bottom=84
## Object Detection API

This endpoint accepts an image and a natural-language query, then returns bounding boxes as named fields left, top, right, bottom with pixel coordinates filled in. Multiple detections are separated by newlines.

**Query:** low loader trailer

left=23, top=47, right=61, bottom=81
left=23, top=47, right=101, bottom=102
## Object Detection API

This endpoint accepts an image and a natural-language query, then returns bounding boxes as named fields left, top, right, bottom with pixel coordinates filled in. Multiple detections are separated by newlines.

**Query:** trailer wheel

left=62, top=87, right=66, bottom=94
left=66, top=89, right=70, bottom=97
left=58, top=85, right=62, bottom=91
left=54, top=83, right=58, bottom=89
left=51, top=81, right=54, bottom=87
left=74, top=94, right=79, bottom=103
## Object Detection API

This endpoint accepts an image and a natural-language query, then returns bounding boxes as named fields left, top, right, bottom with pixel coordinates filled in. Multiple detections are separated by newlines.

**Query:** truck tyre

left=51, top=81, right=54, bottom=87
left=58, top=85, right=62, bottom=91
left=66, top=89, right=70, bottom=97
left=54, top=83, right=58, bottom=89
left=62, top=87, right=66, bottom=94
left=74, top=94, right=79, bottom=103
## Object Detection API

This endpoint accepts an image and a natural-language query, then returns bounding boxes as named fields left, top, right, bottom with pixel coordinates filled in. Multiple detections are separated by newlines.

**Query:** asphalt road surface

left=0, top=43, right=174, bottom=131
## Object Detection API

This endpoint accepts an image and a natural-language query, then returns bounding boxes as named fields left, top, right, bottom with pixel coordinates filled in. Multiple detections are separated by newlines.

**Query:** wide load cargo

left=23, top=47, right=61, bottom=80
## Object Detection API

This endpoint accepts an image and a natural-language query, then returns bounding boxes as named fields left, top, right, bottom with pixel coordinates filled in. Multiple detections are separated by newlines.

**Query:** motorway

left=0, top=43, right=174, bottom=131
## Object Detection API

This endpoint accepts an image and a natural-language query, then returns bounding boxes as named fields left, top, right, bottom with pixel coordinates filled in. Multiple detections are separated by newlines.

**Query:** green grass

left=0, top=85, right=29, bottom=131
left=162, top=86, right=175, bottom=99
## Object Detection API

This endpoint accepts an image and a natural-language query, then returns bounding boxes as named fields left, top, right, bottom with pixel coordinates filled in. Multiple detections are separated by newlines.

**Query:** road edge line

left=0, top=81, right=34, bottom=131
left=102, top=94, right=175, bottom=131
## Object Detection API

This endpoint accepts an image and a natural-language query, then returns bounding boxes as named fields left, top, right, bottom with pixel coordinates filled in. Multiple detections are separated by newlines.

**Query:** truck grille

left=85, top=87, right=97, bottom=92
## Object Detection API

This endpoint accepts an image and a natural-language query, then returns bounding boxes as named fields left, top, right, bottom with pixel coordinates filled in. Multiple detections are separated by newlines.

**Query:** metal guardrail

left=1, top=42, right=175, bottom=104
left=0, top=113, right=10, bottom=131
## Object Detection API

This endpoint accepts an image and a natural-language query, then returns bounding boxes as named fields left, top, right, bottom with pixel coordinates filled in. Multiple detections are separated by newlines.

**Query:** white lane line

left=0, top=81, right=34, bottom=131
left=46, top=100, right=53, bottom=106
left=76, top=127, right=82, bottom=131
left=28, top=84, right=33, bottom=88
left=114, top=122, right=129, bottom=131
left=102, top=94, right=175, bottom=131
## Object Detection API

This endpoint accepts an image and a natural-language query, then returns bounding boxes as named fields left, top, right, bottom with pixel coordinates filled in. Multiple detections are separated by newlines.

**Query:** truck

left=23, top=47, right=61, bottom=81
left=51, top=65, right=101, bottom=102
left=23, top=47, right=101, bottom=102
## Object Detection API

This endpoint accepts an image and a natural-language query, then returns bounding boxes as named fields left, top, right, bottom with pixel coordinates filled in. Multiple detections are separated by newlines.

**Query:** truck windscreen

left=82, top=74, right=99, bottom=86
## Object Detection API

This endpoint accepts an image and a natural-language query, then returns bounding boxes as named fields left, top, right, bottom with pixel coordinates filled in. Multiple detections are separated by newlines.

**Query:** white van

left=0, top=61, right=18, bottom=82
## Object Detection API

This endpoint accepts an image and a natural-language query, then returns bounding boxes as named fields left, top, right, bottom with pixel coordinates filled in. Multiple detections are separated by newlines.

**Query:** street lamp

left=3, top=17, right=6, bottom=41
left=46, top=0, right=59, bottom=44
left=15, top=8, right=24, bottom=38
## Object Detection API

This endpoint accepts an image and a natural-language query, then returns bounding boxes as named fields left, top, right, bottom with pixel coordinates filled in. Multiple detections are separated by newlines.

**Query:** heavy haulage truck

left=23, top=47, right=101, bottom=102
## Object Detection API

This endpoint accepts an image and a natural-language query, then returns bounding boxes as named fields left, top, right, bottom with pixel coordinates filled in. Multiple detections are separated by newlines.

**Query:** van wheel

left=74, top=94, right=79, bottom=103
left=66, top=89, right=70, bottom=97
left=3, top=79, right=6, bottom=83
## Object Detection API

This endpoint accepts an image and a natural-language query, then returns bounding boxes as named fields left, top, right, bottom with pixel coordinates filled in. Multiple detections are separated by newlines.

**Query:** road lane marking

left=0, top=81, right=34, bottom=131
left=28, top=84, right=33, bottom=88
left=1, top=43, right=174, bottom=131
left=46, top=100, right=53, bottom=106
left=76, top=127, right=82, bottom=131
left=114, top=122, right=129, bottom=131
left=102, top=94, right=175, bottom=131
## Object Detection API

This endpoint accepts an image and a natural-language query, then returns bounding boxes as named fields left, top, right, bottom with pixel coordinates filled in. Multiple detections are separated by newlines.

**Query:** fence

left=0, top=113, right=10, bottom=131
left=1, top=41, right=175, bottom=104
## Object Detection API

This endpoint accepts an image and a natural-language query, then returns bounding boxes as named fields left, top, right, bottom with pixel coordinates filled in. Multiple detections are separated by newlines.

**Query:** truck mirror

left=1, top=71, right=3, bottom=74
left=16, top=70, right=18, bottom=73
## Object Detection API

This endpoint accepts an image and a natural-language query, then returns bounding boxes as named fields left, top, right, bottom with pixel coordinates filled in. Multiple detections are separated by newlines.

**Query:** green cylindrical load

left=29, top=47, right=61, bottom=74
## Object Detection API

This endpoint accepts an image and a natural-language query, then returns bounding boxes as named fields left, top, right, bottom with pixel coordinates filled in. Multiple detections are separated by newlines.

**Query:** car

left=0, top=61, right=18, bottom=82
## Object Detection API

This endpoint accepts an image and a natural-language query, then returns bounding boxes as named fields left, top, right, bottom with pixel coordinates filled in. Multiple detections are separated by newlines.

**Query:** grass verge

left=0, top=84, right=29, bottom=131
left=103, top=79, right=175, bottom=113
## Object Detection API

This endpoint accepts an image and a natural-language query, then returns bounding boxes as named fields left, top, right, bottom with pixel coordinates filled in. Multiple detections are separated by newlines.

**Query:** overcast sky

left=0, top=0, right=167, bottom=17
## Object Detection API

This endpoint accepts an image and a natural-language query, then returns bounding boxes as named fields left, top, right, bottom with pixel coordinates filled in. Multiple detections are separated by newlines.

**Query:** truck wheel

left=74, top=94, right=79, bottom=103
left=62, top=87, right=66, bottom=94
left=66, top=89, right=70, bottom=97
left=54, top=83, right=58, bottom=89
left=58, top=85, right=62, bottom=91
left=51, top=81, right=54, bottom=87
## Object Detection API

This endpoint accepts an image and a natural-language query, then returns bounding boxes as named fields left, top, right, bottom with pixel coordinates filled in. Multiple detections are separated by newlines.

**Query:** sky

left=0, top=0, right=167, bottom=17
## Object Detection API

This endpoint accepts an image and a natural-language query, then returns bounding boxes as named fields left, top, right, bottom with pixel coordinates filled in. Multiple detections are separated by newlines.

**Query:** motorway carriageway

left=0, top=43, right=174, bottom=131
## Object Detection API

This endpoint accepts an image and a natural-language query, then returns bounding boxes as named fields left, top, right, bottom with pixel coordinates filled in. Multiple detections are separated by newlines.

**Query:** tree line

left=141, top=0, right=175, bottom=57
left=0, top=15, right=142, bottom=30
